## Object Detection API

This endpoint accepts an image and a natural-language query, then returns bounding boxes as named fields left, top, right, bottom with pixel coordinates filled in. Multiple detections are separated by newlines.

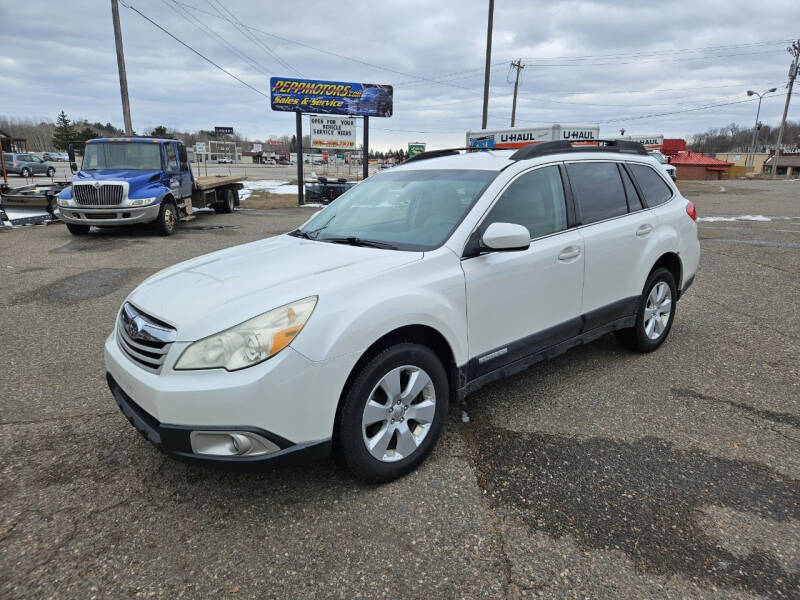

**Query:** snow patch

left=239, top=180, right=297, bottom=201
left=697, top=215, right=772, bottom=223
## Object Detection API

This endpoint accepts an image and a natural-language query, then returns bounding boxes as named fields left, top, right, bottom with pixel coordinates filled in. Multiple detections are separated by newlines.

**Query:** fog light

left=189, top=431, right=280, bottom=457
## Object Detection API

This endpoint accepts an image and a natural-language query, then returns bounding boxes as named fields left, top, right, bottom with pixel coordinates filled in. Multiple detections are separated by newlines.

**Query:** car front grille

left=73, top=183, right=125, bottom=206
left=117, top=303, right=177, bottom=374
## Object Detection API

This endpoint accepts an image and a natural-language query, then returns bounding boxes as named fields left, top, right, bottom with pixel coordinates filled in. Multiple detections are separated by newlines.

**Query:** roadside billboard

left=310, top=116, right=357, bottom=149
left=214, top=126, right=234, bottom=135
left=270, top=77, right=393, bottom=117
left=252, top=143, right=263, bottom=152
left=408, top=143, right=426, bottom=157
left=466, top=124, right=600, bottom=150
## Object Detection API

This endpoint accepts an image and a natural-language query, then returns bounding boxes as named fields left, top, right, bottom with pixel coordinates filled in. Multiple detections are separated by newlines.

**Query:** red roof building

left=668, top=151, right=733, bottom=181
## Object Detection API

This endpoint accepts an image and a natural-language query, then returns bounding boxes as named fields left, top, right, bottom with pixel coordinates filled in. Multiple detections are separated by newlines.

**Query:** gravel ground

left=0, top=179, right=798, bottom=599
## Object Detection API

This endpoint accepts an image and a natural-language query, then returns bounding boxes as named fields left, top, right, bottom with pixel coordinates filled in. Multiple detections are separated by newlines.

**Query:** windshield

left=82, top=143, right=163, bottom=171
left=297, top=169, right=496, bottom=251
left=649, top=151, right=666, bottom=164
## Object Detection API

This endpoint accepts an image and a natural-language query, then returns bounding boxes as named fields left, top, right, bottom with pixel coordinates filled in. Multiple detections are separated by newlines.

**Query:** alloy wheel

left=644, top=282, right=672, bottom=340
left=361, top=365, right=437, bottom=462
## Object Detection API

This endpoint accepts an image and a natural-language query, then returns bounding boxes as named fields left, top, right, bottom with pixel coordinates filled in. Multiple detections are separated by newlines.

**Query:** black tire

left=66, top=223, right=90, bottom=235
left=154, top=200, right=177, bottom=236
left=46, top=167, right=55, bottom=177
left=616, top=268, right=677, bottom=353
left=20, top=168, right=30, bottom=178
left=337, top=343, right=449, bottom=483
left=214, top=188, right=235, bottom=214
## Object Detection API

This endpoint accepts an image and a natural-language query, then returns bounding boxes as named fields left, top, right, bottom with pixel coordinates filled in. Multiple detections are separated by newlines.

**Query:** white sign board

left=195, top=142, right=207, bottom=154
left=252, top=143, right=263, bottom=152
left=310, top=116, right=356, bottom=149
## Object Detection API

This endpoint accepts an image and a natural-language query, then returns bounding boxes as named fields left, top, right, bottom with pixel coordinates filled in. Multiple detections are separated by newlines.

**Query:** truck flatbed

left=194, top=175, right=246, bottom=191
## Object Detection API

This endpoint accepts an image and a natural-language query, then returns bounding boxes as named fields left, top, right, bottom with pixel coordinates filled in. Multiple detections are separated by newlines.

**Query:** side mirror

left=68, top=143, right=77, bottom=173
left=482, top=222, right=531, bottom=251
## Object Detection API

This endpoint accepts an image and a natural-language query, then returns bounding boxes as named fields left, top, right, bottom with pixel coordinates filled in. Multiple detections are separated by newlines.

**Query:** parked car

left=217, top=156, right=233, bottom=164
left=276, top=158, right=291, bottom=166
left=649, top=151, right=677, bottom=181
left=2, top=153, right=56, bottom=177
left=43, top=152, right=69, bottom=162
left=105, top=140, right=699, bottom=482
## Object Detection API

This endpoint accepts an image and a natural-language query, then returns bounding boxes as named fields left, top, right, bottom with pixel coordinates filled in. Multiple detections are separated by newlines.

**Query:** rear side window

left=629, top=164, right=672, bottom=207
left=567, top=162, right=627, bottom=225
left=481, top=165, right=567, bottom=239
left=619, top=165, right=643, bottom=211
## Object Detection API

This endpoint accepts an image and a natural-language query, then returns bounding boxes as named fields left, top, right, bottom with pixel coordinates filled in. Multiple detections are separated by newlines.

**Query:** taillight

left=685, top=201, right=697, bottom=221
left=13, top=161, right=18, bottom=166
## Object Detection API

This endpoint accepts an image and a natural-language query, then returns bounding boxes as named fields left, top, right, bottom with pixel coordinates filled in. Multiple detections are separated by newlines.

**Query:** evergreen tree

left=150, top=125, right=169, bottom=137
left=52, top=111, right=76, bottom=150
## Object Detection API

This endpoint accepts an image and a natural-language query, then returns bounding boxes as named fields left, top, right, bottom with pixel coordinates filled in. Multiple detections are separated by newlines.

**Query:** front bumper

left=59, top=203, right=160, bottom=226
left=108, top=373, right=331, bottom=467
left=104, top=330, right=356, bottom=466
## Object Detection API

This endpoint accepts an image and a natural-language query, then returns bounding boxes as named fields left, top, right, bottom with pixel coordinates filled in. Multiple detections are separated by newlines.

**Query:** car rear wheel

left=46, top=167, right=55, bottom=177
left=154, top=200, right=177, bottom=236
left=20, top=168, right=30, bottom=178
left=66, top=223, right=90, bottom=235
left=337, top=343, right=448, bottom=483
left=616, top=268, right=677, bottom=352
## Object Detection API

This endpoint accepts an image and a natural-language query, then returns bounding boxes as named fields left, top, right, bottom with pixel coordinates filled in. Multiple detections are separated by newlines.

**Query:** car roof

left=391, top=148, right=659, bottom=172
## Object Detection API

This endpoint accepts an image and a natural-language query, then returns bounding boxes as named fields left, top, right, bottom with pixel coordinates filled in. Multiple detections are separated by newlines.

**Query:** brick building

left=668, top=151, right=733, bottom=181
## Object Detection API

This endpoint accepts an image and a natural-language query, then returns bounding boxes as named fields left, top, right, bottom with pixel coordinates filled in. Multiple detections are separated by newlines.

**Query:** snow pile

left=239, top=180, right=297, bottom=202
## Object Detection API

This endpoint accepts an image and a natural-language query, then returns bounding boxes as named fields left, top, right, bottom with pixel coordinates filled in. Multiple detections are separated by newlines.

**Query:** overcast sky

left=2, top=0, right=799, bottom=150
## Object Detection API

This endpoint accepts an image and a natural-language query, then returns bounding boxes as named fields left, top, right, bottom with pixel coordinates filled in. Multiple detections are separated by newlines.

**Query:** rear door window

left=619, top=164, right=643, bottom=211
left=629, top=164, right=672, bottom=207
left=567, top=162, right=627, bottom=225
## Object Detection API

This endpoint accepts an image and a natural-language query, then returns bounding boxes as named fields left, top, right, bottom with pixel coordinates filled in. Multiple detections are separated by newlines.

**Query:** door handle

left=557, top=246, right=581, bottom=262
left=636, top=224, right=653, bottom=238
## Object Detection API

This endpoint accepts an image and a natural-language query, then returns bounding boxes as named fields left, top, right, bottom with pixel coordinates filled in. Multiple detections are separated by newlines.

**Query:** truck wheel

left=214, top=188, right=235, bottom=214
left=154, top=200, right=177, bottom=236
left=66, top=223, right=90, bottom=235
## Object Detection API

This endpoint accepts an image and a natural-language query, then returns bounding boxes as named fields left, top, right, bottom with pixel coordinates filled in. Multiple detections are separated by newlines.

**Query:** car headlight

left=129, top=197, right=156, bottom=207
left=174, top=296, right=317, bottom=371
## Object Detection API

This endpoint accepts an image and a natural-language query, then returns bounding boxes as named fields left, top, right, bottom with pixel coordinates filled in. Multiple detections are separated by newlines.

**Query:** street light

left=746, top=87, right=777, bottom=170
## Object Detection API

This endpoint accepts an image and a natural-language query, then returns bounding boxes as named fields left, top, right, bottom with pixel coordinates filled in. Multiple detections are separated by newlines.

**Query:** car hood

left=126, top=234, right=423, bottom=341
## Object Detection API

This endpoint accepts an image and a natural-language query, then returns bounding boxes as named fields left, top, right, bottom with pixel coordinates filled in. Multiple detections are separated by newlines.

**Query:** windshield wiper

left=288, top=228, right=313, bottom=239
left=323, top=236, right=399, bottom=250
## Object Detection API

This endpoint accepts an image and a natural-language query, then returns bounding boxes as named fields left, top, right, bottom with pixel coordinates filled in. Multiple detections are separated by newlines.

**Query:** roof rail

left=510, top=139, right=649, bottom=161
left=402, top=147, right=478, bottom=164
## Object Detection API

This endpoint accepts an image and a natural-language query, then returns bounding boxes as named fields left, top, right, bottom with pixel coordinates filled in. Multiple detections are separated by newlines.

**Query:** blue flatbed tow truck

left=56, top=137, right=244, bottom=236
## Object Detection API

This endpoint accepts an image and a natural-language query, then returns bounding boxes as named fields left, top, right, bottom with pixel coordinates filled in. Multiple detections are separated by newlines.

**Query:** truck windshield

left=294, top=169, right=496, bottom=251
left=649, top=151, right=667, bottom=164
left=82, top=143, right=163, bottom=171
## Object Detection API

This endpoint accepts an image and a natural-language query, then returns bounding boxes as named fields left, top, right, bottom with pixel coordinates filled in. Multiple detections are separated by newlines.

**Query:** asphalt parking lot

left=1, top=179, right=798, bottom=599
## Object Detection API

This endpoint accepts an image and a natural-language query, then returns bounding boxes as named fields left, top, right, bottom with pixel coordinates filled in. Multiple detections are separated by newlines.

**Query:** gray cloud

left=2, top=0, right=799, bottom=150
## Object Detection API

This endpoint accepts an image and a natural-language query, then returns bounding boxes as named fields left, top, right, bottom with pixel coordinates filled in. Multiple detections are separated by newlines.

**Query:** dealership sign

left=270, top=77, right=393, bottom=117
left=310, top=116, right=357, bottom=149
left=195, top=142, right=207, bottom=154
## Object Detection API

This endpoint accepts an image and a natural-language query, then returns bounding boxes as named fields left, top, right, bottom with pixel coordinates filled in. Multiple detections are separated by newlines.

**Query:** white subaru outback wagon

left=106, top=140, right=699, bottom=482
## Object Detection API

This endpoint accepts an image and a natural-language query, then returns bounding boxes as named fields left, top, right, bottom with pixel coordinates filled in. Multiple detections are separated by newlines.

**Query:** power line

left=118, top=0, right=268, bottom=97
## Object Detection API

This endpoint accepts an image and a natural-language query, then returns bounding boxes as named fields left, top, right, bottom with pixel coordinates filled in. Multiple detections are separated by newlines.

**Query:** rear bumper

left=59, top=203, right=160, bottom=226
left=107, top=373, right=331, bottom=468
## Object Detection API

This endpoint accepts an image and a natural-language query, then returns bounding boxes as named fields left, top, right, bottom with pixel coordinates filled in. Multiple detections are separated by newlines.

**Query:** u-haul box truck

left=466, top=124, right=600, bottom=150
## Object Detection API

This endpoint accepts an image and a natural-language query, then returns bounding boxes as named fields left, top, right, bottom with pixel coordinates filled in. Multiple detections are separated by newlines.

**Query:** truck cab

left=57, top=137, right=243, bottom=236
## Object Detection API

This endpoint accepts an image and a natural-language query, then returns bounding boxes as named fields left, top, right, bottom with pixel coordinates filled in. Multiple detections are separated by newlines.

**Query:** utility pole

left=481, top=0, right=494, bottom=129
left=509, top=59, right=525, bottom=127
left=111, top=0, right=133, bottom=135
left=771, top=39, right=800, bottom=178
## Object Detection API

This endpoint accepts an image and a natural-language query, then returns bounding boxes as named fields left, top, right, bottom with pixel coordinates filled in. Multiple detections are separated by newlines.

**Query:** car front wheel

left=337, top=343, right=448, bottom=482
left=616, top=267, right=677, bottom=352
